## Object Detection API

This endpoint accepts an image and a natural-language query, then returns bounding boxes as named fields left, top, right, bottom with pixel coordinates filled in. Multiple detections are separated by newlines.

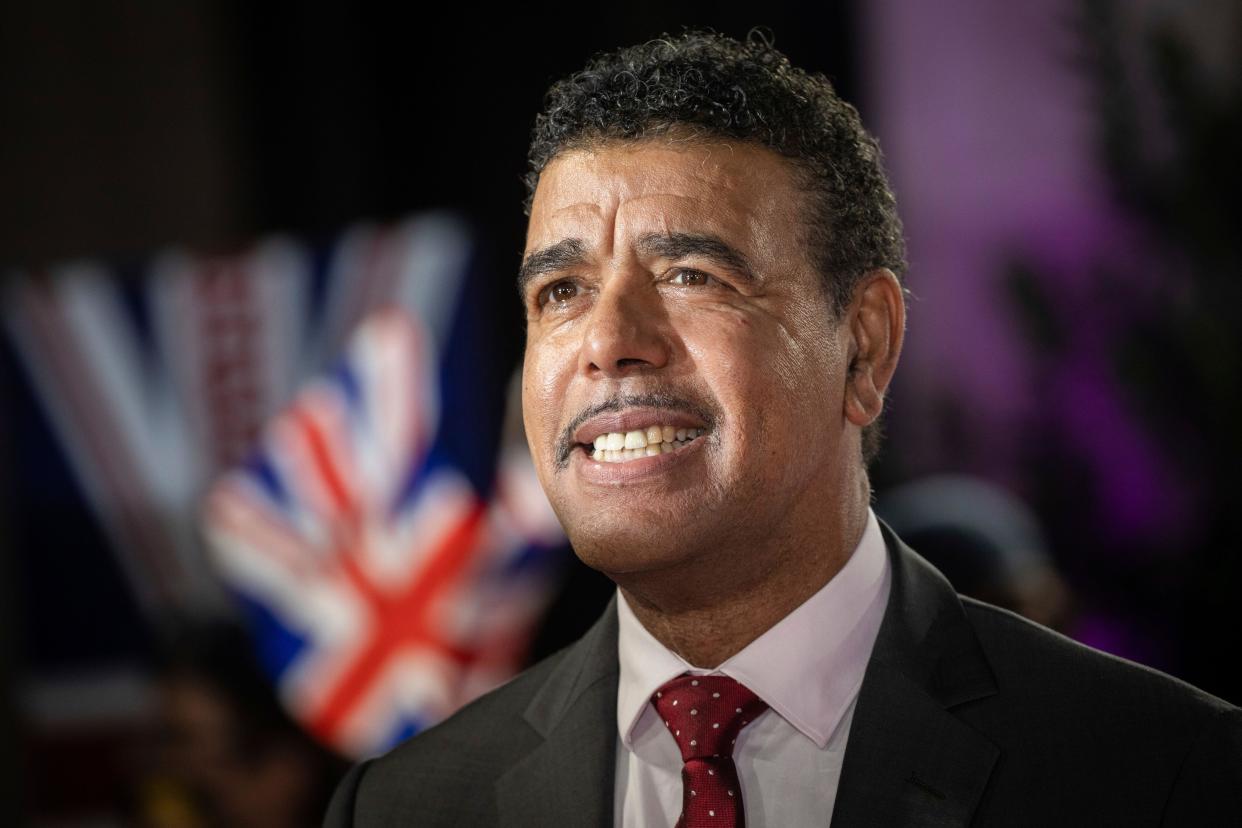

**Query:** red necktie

left=651, top=673, right=769, bottom=827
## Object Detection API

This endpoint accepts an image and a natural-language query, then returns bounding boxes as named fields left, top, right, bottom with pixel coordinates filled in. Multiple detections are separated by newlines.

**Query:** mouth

left=557, top=393, right=716, bottom=469
left=579, top=425, right=709, bottom=463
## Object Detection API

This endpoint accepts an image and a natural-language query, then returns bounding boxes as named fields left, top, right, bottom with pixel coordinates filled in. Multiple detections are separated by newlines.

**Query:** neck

left=617, top=484, right=871, bottom=668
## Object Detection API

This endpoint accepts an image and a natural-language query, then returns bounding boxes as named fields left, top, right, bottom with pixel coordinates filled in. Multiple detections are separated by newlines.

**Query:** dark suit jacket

left=324, top=522, right=1241, bottom=826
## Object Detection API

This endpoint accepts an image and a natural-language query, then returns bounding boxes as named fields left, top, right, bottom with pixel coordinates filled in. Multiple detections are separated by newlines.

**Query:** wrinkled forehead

left=525, top=139, right=801, bottom=258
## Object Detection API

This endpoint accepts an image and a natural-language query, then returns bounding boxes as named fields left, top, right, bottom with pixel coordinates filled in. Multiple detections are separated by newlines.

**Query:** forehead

left=525, top=138, right=805, bottom=257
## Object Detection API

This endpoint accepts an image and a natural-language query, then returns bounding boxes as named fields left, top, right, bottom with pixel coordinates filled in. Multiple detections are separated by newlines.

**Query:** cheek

left=775, top=311, right=845, bottom=403
left=521, top=351, right=547, bottom=409
left=521, top=347, right=560, bottom=442
left=522, top=332, right=583, bottom=467
left=679, top=306, right=758, bottom=368
left=682, top=312, right=791, bottom=450
left=684, top=309, right=808, bottom=400
left=693, top=311, right=843, bottom=467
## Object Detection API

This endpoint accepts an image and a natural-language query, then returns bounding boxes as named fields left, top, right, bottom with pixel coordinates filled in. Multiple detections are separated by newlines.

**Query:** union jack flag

left=204, top=306, right=565, bottom=757
left=3, top=212, right=565, bottom=758
left=2, top=213, right=493, bottom=616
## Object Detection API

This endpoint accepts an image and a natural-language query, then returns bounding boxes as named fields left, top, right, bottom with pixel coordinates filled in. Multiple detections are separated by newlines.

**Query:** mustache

left=555, top=391, right=718, bottom=468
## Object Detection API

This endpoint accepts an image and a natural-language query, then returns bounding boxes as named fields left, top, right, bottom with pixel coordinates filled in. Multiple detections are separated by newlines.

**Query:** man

left=325, top=30, right=1240, bottom=826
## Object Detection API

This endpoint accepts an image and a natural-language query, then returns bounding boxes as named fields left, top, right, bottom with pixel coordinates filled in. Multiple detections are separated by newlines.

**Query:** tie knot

left=651, top=674, right=768, bottom=761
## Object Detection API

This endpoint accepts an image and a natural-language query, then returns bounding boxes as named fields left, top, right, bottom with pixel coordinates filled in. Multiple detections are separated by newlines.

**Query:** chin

left=566, top=524, right=696, bottom=579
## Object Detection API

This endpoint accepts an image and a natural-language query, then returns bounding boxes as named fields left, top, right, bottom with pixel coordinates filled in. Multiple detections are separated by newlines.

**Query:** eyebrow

left=517, top=231, right=758, bottom=296
left=635, top=232, right=757, bottom=283
left=517, top=238, right=588, bottom=297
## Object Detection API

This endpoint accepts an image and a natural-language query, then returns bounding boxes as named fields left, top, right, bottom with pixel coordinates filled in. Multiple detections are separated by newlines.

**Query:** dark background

left=4, top=1, right=1240, bottom=825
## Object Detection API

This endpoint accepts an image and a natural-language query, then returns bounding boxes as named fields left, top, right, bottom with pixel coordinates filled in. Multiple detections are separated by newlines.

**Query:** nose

left=578, top=276, right=671, bottom=378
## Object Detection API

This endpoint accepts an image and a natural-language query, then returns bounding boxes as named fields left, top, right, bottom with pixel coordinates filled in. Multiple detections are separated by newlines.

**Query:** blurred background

left=2, top=1, right=1239, bottom=825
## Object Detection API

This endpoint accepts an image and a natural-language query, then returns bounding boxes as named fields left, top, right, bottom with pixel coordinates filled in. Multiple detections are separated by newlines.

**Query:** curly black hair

left=522, top=28, right=906, bottom=466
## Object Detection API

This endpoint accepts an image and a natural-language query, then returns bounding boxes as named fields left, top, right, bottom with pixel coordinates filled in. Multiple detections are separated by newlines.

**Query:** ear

left=843, top=268, right=905, bottom=428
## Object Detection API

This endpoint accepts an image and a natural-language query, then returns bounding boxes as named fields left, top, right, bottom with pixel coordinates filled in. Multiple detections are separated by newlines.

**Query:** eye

left=669, top=268, right=714, bottom=286
left=540, top=280, right=580, bottom=305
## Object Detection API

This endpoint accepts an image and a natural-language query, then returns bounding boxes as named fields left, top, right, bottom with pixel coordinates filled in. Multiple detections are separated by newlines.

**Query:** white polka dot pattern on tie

left=650, top=674, right=769, bottom=827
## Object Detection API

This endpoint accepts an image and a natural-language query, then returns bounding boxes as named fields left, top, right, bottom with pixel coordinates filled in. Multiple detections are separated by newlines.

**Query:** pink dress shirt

left=614, top=507, right=892, bottom=827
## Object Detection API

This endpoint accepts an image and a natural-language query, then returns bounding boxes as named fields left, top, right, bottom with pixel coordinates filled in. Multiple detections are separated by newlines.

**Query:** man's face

left=520, top=138, right=857, bottom=584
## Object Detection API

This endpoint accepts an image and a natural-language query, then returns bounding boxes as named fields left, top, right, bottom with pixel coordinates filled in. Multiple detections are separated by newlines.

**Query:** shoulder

left=962, top=596, right=1234, bottom=724
left=324, top=596, right=622, bottom=826
left=958, top=597, right=1242, bottom=819
left=326, top=647, right=572, bottom=826
left=377, top=646, right=569, bottom=767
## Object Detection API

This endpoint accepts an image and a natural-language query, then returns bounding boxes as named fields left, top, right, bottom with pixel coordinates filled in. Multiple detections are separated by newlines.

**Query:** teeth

left=585, top=426, right=707, bottom=463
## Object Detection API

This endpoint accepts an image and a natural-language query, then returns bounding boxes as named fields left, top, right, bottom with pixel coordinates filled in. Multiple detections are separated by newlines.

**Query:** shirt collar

left=616, top=507, right=891, bottom=750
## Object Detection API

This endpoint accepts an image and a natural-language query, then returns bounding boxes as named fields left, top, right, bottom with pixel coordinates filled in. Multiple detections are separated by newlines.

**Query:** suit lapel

left=496, top=597, right=620, bottom=827
left=830, top=521, right=1000, bottom=827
